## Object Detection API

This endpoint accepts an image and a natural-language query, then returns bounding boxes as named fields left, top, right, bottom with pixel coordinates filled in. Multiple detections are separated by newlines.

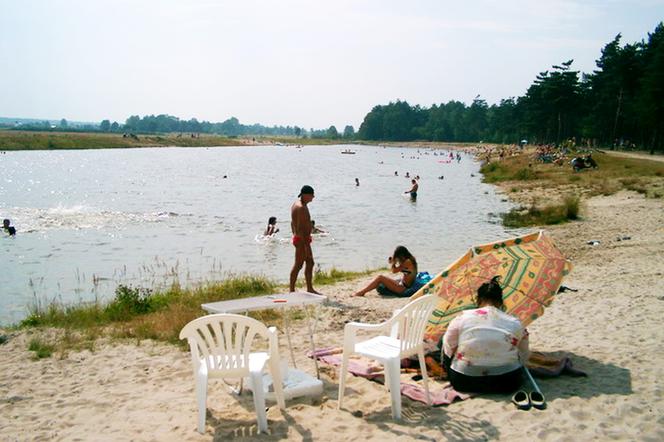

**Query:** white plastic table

left=201, top=291, right=327, bottom=378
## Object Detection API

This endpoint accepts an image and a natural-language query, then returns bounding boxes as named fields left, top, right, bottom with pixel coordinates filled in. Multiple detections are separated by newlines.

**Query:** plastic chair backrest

left=179, top=313, right=273, bottom=378
left=394, top=295, right=437, bottom=355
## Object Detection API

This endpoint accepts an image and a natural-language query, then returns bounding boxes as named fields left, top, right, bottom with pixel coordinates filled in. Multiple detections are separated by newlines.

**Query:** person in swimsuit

left=352, top=246, right=417, bottom=297
left=264, top=216, right=279, bottom=236
left=405, top=179, right=418, bottom=201
left=311, top=220, right=327, bottom=234
left=290, top=185, right=319, bottom=294
left=3, top=219, right=16, bottom=236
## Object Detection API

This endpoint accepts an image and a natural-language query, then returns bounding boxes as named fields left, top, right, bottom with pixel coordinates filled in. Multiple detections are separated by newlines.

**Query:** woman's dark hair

left=268, top=216, right=277, bottom=225
left=393, top=245, right=417, bottom=269
left=476, top=276, right=503, bottom=307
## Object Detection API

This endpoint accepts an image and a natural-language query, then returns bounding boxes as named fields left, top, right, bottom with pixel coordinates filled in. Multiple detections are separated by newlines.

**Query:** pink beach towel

left=309, top=348, right=585, bottom=406
left=309, top=347, right=473, bottom=405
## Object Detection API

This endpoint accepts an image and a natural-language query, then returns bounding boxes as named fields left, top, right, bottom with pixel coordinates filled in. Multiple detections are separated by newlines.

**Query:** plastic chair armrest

left=344, top=321, right=391, bottom=333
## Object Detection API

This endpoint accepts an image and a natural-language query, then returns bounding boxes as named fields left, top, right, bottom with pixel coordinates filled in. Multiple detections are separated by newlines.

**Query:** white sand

left=2, top=190, right=663, bottom=441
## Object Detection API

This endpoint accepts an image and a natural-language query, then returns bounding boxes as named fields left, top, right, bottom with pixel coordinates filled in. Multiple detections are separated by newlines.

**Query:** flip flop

left=529, top=391, right=546, bottom=410
left=511, top=390, right=531, bottom=410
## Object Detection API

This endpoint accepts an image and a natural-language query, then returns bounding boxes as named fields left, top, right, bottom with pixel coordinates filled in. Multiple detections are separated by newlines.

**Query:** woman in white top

left=442, top=276, right=529, bottom=393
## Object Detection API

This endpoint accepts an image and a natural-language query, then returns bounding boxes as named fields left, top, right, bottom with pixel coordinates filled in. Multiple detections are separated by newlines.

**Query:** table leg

left=305, top=305, right=321, bottom=379
left=283, top=308, right=298, bottom=369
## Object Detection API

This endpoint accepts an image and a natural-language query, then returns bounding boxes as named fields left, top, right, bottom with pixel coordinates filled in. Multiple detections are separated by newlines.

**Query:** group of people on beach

left=284, top=179, right=530, bottom=396
left=281, top=145, right=531, bottom=396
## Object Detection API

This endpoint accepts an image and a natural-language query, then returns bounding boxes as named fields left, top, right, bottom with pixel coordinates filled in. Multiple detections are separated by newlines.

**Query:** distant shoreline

left=0, top=130, right=485, bottom=151
left=0, top=130, right=354, bottom=151
left=3, top=131, right=661, bottom=161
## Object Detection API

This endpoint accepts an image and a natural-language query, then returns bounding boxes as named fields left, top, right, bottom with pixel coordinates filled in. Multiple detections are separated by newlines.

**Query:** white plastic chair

left=179, top=313, right=286, bottom=434
left=337, top=294, right=437, bottom=420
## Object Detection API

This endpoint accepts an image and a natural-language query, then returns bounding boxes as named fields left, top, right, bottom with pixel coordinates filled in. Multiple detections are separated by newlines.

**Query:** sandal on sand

left=511, top=390, right=531, bottom=410
left=529, top=391, right=546, bottom=410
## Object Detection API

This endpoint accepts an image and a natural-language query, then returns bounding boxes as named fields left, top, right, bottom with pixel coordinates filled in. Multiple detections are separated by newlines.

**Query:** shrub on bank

left=502, top=195, right=580, bottom=227
left=18, top=268, right=378, bottom=351
left=20, top=275, right=277, bottom=330
left=28, top=338, right=54, bottom=359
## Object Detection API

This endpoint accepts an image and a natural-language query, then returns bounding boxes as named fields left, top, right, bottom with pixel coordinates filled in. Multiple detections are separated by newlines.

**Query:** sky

left=1, top=0, right=662, bottom=130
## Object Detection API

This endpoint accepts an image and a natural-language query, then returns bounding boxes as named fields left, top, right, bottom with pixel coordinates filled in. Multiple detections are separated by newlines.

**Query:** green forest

left=357, top=23, right=664, bottom=152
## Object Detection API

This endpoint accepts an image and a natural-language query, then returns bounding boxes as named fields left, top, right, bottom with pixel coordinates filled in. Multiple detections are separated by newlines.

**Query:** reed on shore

left=15, top=268, right=377, bottom=358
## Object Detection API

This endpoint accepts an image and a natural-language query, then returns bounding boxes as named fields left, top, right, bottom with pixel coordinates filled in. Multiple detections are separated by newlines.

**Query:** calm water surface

left=0, top=145, right=523, bottom=324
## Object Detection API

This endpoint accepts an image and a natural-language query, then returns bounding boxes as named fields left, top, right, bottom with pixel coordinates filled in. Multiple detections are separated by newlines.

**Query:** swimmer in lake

left=3, top=219, right=16, bottom=236
left=264, top=216, right=279, bottom=236
left=311, top=220, right=327, bottom=234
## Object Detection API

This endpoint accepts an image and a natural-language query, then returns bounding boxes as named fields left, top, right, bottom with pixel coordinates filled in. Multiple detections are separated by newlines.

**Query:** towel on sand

left=309, top=348, right=585, bottom=406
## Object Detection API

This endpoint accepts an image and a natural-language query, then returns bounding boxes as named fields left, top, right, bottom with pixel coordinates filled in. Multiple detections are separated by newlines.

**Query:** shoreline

left=2, top=155, right=664, bottom=440
left=5, top=130, right=664, bottom=158
left=0, top=131, right=348, bottom=150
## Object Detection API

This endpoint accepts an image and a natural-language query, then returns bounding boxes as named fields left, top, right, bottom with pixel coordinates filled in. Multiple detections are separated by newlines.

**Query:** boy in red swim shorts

left=290, top=185, right=319, bottom=294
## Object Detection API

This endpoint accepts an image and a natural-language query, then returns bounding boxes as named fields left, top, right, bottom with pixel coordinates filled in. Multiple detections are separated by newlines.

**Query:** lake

left=0, top=144, right=523, bottom=324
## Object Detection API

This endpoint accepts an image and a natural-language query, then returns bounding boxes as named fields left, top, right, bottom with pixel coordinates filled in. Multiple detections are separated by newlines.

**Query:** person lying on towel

left=442, top=276, right=529, bottom=393
left=352, top=246, right=430, bottom=297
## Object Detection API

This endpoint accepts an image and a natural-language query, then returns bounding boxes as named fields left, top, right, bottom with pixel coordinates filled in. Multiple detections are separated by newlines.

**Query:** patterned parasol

left=411, top=231, right=572, bottom=344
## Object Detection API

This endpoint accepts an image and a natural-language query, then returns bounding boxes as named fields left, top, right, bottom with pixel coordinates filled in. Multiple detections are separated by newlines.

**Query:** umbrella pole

left=522, top=365, right=541, bottom=394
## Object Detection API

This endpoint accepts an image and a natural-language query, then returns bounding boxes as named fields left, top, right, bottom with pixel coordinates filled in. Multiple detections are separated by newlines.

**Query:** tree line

left=357, top=23, right=664, bottom=152
left=99, top=115, right=355, bottom=139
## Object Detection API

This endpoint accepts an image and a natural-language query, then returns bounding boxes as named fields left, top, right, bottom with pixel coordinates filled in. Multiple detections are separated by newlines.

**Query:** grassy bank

left=480, top=150, right=664, bottom=227
left=0, top=130, right=249, bottom=150
left=15, top=268, right=377, bottom=358
left=0, top=130, right=351, bottom=150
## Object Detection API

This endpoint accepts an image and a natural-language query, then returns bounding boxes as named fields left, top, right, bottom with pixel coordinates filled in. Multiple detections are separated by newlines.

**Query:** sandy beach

left=2, top=186, right=664, bottom=441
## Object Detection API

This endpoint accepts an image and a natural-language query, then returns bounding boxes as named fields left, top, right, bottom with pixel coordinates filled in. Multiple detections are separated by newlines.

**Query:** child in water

left=264, top=216, right=279, bottom=236
left=311, top=220, right=327, bottom=234
left=3, top=219, right=16, bottom=236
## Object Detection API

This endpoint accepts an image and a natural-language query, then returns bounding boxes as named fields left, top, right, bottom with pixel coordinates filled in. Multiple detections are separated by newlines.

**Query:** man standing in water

left=405, top=179, right=419, bottom=201
left=290, top=185, right=319, bottom=294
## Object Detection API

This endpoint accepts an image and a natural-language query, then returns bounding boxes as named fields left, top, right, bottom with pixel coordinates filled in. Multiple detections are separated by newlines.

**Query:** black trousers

left=443, top=354, right=523, bottom=394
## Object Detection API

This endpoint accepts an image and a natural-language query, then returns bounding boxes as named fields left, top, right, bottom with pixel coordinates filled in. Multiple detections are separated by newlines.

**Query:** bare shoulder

left=403, top=258, right=416, bottom=270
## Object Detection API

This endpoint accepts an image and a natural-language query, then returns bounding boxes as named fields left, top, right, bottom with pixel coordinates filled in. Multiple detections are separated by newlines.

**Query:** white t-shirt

left=443, top=306, right=529, bottom=376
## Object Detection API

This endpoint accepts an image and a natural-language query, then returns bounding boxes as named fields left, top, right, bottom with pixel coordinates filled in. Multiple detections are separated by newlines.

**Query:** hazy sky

left=1, top=0, right=662, bottom=130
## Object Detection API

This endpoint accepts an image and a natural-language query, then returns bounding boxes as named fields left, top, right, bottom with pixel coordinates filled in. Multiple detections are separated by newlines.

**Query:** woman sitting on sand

left=352, top=246, right=417, bottom=297
left=264, top=216, right=279, bottom=236
left=442, top=276, right=529, bottom=393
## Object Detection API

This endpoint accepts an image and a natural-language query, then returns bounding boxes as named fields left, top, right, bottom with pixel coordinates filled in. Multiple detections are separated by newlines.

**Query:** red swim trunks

left=292, top=235, right=312, bottom=246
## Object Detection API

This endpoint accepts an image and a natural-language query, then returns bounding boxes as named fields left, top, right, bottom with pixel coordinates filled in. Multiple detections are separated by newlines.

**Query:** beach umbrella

left=411, top=231, right=572, bottom=344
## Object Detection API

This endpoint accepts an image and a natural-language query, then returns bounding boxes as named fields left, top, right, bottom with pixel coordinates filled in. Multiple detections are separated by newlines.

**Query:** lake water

left=0, top=144, right=523, bottom=324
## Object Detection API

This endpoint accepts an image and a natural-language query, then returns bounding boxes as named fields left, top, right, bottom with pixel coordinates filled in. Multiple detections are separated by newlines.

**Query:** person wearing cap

left=290, top=185, right=319, bottom=294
